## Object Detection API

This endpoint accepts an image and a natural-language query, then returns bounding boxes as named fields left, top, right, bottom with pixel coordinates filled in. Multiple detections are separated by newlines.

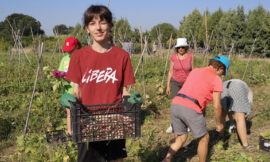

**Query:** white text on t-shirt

left=82, top=67, right=118, bottom=84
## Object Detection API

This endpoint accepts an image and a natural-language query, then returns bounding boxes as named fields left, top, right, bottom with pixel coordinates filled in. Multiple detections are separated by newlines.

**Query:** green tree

left=53, top=24, right=69, bottom=35
left=150, top=23, right=176, bottom=46
left=245, top=5, right=269, bottom=56
left=216, top=9, right=239, bottom=53
left=178, top=9, right=203, bottom=48
left=0, top=13, right=44, bottom=46
left=207, top=8, right=224, bottom=51
left=70, top=23, right=89, bottom=46
left=1, top=13, right=44, bottom=36
left=113, top=18, right=132, bottom=44
left=233, top=6, right=247, bottom=53
left=262, top=12, right=270, bottom=57
left=130, top=28, right=141, bottom=43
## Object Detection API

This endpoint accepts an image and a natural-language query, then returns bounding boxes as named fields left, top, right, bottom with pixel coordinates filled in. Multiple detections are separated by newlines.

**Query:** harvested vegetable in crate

left=69, top=100, right=141, bottom=143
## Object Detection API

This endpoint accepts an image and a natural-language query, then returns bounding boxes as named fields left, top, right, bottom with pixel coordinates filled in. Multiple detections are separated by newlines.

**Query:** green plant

left=13, top=134, right=77, bottom=161
left=0, top=117, right=11, bottom=140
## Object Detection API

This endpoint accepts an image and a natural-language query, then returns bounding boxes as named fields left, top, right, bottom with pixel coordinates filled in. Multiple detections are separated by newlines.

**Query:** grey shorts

left=221, top=80, right=251, bottom=116
left=170, top=78, right=184, bottom=98
left=170, top=104, right=208, bottom=138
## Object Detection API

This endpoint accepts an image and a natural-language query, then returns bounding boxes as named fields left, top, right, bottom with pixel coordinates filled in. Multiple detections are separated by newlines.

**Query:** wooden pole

left=242, top=38, right=256, bottom=80
left=162, top=34, right=172, bottom=86
left=205, top=11, right=208, bottom=49
left=128, top=37, right=148, bottom=92
left=141, top=54, right=146, bottom=101
left=228, top=41, right=234, bottom=60
left=24, top=42, right=44, bottom=134
left=140, top=26, right=143, bottom=53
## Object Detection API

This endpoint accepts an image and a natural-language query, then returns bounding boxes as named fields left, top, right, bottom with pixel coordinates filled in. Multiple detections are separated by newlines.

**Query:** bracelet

left=67, top=115, right=71, bottom=118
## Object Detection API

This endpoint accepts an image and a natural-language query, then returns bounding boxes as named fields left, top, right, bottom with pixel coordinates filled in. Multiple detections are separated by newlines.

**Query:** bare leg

left=197, top=133, right=209, bottom=162
left=228, top=112, right=234, bottom=123
left=234, top=112, right=248, bottom=147
left=163, top=134, right=188, bottom=162
left=66, top=108, right=72, bottom=135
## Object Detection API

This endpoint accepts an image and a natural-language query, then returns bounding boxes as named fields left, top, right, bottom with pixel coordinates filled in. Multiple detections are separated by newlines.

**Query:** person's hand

left=166, top=86, right=170, bottom=96
left=68, top=129, right=73, bottom=136
left=216, top=124, right=224, bottom=136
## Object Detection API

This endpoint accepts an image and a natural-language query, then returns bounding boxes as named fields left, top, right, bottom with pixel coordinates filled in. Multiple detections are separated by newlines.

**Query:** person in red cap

left=58, top=36, right=81, bottom=135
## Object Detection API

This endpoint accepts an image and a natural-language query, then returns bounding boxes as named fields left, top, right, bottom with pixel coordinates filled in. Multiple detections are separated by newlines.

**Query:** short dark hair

left=83, top=5, right=113, bottom=29
left=208, top=59, right=226, bottom=75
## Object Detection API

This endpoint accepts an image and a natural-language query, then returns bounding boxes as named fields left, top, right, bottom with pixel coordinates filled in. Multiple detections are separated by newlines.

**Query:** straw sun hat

left=175, top=38, right=189, bottom=48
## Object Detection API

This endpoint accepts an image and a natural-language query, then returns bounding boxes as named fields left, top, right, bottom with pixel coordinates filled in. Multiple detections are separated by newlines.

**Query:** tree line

left=0, top=5, right=269, bottom=57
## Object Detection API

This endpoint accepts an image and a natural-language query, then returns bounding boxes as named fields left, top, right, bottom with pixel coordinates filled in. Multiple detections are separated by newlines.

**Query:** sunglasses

left=177, top=46, right=186, bottom=49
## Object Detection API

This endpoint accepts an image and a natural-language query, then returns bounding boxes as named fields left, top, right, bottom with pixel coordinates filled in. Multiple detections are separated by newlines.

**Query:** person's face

left=216, top=68, right=225, bottom=76
left=177, top=46, right=187, bottom=55
left=85, top=16, right=110, bottom=44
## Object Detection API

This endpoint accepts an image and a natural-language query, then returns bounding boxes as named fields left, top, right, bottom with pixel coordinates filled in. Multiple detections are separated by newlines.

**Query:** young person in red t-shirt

left=162, top=56, right=230, bottom=162
left=66, top=5, right=135, bottom=162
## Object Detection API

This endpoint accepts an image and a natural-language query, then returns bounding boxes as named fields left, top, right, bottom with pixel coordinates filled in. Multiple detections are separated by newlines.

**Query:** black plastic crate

left=70, top=101, right=141, bottom=143
left=259, top=135, right=270, bottom=152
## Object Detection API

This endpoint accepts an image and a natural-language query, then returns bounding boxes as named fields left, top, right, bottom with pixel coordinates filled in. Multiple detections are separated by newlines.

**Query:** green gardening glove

left=128, top=91, right=143, bottom=105
left=60, top=93, right=77, bottom=109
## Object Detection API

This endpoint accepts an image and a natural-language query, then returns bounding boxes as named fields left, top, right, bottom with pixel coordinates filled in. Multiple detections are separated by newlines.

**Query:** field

left=0, top=51, right=270, bottom=162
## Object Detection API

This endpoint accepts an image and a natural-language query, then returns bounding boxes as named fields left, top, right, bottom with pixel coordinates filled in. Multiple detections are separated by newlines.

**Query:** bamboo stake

left=39, top=56, right=51, bottom=123
left=228, top=41, right=234, bottom=60
left=189, top=29, right=197, bottom=54
left=162, top=34, right=172, bottom=86
left=128, top=37, right=148, bottom=92
left=7, top=19, right=31, bottom=64
left=205, top=11, right=208, bottom=48
left=242, top=38, right=256, bottom=80
left=30, top=27, right=37, bottom=57
left=140, top=26, right=143, bottom=53
left=24, top=42, right=44, bottom=134
left=141, top=53, right=146, bottom=101
left=18, top=31, right=21, bottom=93
left=156, top=27, right=163, bottom=58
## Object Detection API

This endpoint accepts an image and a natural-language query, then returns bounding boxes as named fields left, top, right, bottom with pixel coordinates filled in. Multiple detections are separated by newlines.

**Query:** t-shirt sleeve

left=213, top=76, right=223, bottom=92
left=66, top=52, right=81, bottom=84
left=58, top=57, right=65, bottom=72
left=170, top=54, right=174, bottom=62
left=122, top=55, right=135, bottom=87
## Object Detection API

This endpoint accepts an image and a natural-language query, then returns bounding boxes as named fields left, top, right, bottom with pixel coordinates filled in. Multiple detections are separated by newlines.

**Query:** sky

left=1, top=0, right=270, bottom=35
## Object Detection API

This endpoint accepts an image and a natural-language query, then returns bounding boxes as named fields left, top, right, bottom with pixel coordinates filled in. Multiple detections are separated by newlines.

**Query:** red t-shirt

left=171, top=53, right=193, bottom=83
left=66, top=46, right=135, bottom=105
left=172, top=66, right=223, bottom=114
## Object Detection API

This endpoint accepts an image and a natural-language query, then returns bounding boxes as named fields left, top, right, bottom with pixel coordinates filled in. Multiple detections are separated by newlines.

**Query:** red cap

left=62, top=37, right=79, bottom=52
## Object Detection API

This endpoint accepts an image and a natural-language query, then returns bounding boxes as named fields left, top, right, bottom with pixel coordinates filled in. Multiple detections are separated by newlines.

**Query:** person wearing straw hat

left=221, top=79, right=253, bottom=150
left=59, top=36, right=81, bottom=136
left=166, top=38, right=194, bottom=98
left=166, top=38, right=194, bottom=133
left=163, top=56, right=230, bottom=162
